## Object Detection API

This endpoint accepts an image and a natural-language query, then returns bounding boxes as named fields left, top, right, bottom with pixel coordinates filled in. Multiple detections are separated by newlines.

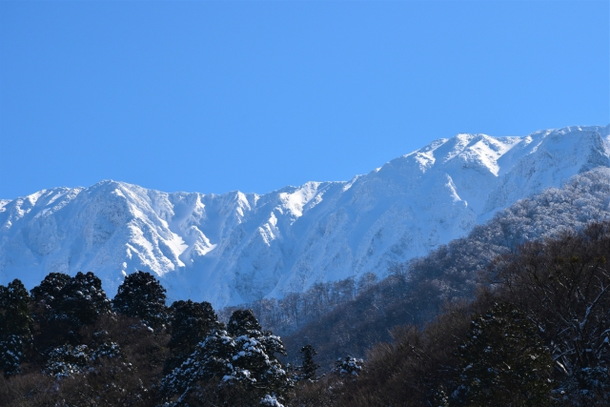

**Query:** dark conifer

left=162, top=309, right=291, bottom=406
left=113, top=270, right=168, bottom=330
left=60, top=271, right=111, bottom=327
left=0, top=279, right=33, bottom=376
left=299, top=344, right=319, bottom=381
left=30, top=272, right=71, bottom=313
left=164, top=300, right=222, bottom=373
left=228, top=309, right=262, bottom=336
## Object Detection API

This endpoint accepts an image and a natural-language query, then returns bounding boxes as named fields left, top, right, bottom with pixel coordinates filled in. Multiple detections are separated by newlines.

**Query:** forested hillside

left=2, top=221, right=609, bottom=406
left=1, top=156, right=609, bottom=407
left=246, top=168, right=610, bottom=365
left=293, top=221, right=610, bottom=406
left=0, top=271, right=293, bottom=406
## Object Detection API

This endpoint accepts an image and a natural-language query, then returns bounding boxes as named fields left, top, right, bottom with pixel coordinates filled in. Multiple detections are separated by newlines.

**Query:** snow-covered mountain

left=1, top=125, right=609, bottom=307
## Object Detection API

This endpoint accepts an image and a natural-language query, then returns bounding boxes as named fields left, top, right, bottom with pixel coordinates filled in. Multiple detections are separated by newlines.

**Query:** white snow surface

left=1, top=125, right=609, bottom=307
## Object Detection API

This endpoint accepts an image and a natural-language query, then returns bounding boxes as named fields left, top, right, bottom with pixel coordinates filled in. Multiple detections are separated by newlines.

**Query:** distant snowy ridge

left=1, top=125, right=608, bottom=307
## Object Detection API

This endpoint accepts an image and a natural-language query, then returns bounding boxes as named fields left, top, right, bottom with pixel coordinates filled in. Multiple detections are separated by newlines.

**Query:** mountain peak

left=1, top=125, right=608, bottom=307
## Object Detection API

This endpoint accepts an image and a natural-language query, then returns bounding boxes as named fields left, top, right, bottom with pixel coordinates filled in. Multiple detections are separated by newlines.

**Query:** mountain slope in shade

left=1, top=125, right=608, bottom=307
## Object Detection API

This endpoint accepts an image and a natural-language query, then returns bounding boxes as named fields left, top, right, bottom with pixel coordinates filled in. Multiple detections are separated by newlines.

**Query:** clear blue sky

left=1, top=1, right=608, bottom=199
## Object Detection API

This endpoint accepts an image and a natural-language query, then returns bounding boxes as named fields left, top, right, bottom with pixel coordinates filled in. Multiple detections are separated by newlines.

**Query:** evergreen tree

left=228, top=309, right=263, bottom=336
left=230, top=327, right=290, bottom=403
left=113, top=270, right=168, bottom=330
left=334, top=356, right=364, bottom=377
left=223, top=310, right=290, bottom=405
left=0, top=279, right=33, bottom=376
left=30, top=272, right=74, bottom=352
left=30, top=272, right=71, bottom=312
left=60, top=271, right=112, bottom=328
left=161, top=328, right=237, bottom=405
left=299, top=344, right=319, bottom=381
left=162, top=309, right=291, bottom=406
left=32, top=272, right=111, bottom=350
left=165, top=299, right=222, bottom=373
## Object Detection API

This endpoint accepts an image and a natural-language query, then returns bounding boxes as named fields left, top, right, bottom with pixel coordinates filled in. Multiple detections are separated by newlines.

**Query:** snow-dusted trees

left=30, top=272, right=71, bottom=312
left=30, top=271, right=112, bottom=352
left=161, top=309, right=291, bottom=407
left=56, top=271, right=112, bottom=329
left=3, top=271, right=169, bottom=405
left=227, top=309, right=290, bottom=402
left=161, top=328, right=237, bottom=405
left=0, top=279, right=33, bottom=376
left=228, top=309, right=263, bottom=336
left=334, top=356, right=364, bottom=377
left=2, top=272, right=283, bottom=406
left=496, top=222, right=610, bottom=405
left=27, top=272, right=114, bottom=384
left=113, top=270, right=168, bottom=330
left=305, top=221, right=610, bottom=407
left=165, top=299, right=222, bottom=373
left=30, top=272, right=72, bottom=350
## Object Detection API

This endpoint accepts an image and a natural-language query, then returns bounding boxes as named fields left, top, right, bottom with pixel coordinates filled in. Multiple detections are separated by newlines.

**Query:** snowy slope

left=1, top=125, right=609, bottom=306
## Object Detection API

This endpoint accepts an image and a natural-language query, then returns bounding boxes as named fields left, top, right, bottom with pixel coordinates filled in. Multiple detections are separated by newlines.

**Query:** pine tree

left=161, top=310, right=291, bottom=406
left=30, top=272, right=71, bottom=312
left=230, top=328, right=290, bottom=403
left=161, top=328, right=238, bottom=405
left=334, top=356, right=364, bottom=377
left=113, top=270, right=168, bottom=330
left=30, top=272, right=74, bottom=352
left=228, top=309, right=263, bottom=336
left=165, top=299, right=222, bottom=373
left=220, top=310, right=291, bottom=405
left=299, top=344, right=319, bottom=381
left=227, top=309, right=290, bottom=400
left=60, top=271, right=112, bottom=328
left=32, top=272, right=111, bottom=350
left=0, top=279, right=33, bottom=376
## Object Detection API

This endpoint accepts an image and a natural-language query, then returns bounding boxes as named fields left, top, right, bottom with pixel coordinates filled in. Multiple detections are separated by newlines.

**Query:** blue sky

left=1, top=1, right=608, bottom=199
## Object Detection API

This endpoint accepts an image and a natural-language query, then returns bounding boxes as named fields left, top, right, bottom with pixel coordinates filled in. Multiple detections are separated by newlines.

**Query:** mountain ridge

left=280, top=166, right=610, bottom=366
left=1, top=125, right=608, bottom=307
